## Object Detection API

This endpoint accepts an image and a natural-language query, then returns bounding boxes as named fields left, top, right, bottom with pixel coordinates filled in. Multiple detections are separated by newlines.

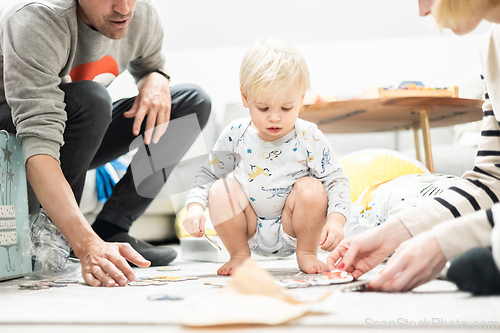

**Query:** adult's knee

left=174, top=84, right=211, bottom=130
left=61, top=81, right=112, bottom=131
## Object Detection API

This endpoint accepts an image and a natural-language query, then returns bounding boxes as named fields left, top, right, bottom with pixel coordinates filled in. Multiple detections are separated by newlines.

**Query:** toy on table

left=363, top=81, right=458, bottom=99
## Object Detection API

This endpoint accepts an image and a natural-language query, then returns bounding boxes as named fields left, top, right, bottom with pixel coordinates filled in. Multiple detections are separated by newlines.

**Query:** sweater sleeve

left=3, top=4, right=71, bottom=163
left=185, top=120, right=246, bottom=210
left=394, top=75, right=498, bottom=259
left=433, top=204, right=496, bottom=260
left=301, top=122, right=351, bottom=219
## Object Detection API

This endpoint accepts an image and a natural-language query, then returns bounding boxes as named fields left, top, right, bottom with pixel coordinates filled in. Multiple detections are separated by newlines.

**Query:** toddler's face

left=241, top=84, right=305, bottom=142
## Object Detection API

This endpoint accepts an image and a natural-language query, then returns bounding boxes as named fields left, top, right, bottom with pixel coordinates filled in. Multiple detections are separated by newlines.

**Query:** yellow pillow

left=339, top=149, right=429, bottom=202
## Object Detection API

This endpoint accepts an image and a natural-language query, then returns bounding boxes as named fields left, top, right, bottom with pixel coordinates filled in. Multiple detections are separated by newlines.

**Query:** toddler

left=183, top=39, right=350, bottom=275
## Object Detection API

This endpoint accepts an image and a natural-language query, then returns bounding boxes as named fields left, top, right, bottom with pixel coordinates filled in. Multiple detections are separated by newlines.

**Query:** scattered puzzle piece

left=204, top=281, right=227, bottom=287
left=128, top=282, right=151, bottom=286
left=147, top=294, right=184, bottom=301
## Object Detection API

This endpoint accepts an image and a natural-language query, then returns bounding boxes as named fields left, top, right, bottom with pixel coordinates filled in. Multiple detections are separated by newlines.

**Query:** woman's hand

left=327, top=217, right=412, bottom=279
left=368, top=229, right=447, bottom=292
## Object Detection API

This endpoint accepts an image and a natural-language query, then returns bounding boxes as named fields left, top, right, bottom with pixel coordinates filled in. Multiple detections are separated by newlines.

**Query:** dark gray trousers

left=0, top=81, right=211, bottom=231
left=447, top=247, right=500, bottom=295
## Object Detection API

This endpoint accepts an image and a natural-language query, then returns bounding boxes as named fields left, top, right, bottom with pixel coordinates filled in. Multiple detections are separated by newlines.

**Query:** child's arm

left=184, top=120, right=247, bottom=236
left=301, top=122, right=351, bottom=251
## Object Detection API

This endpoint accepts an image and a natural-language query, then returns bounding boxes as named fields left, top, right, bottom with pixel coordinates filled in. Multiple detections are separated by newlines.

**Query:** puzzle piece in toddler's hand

left=202, top=232, right=222, bottom=251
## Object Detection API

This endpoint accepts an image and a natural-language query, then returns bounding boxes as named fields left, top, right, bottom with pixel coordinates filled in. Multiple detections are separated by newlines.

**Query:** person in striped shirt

left=327, top=0, right=500, bottom=295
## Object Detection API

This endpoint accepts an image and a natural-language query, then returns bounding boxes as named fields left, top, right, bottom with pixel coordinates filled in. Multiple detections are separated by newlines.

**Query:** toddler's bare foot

left=297, top=252, right=328, bottom=274
left=217, top=254, right=250, bottom=276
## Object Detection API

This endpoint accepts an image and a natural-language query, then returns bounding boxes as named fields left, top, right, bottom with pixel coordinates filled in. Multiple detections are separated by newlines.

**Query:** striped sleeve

left=433, top=204, right=496, bottom=260
left=394, top=74, right=498, bottom=259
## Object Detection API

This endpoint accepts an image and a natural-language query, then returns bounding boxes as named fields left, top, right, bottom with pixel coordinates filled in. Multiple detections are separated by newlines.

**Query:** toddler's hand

left=183, top=203, right=206, bottom=238
left=319, top=218, right=344, bottom=252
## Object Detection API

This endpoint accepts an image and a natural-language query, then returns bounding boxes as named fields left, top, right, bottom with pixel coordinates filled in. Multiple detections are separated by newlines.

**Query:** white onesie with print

left=186, top=117, right=351, bottom=256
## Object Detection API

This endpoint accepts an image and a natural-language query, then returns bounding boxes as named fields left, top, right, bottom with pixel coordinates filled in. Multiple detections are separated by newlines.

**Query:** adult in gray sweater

left=0, top=0, right=211, bottom=287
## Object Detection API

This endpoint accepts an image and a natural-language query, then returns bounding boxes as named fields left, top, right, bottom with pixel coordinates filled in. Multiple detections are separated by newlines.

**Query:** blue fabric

left=96, top=159, right=127, bottom=203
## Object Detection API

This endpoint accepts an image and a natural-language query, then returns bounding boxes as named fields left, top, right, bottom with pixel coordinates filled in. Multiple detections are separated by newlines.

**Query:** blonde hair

left=239, top=39, right=311, bottom=102
left=432, top=0, right=499, bottom=31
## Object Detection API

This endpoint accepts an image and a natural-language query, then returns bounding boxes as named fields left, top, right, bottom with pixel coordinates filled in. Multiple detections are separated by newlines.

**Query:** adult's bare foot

left=217, top=254, right=250, bottom=276
left=297, top=252, right=328, bottom=274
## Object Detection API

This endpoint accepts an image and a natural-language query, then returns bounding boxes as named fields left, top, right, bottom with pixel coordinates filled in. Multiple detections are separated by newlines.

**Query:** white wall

left=2, top=0, right=490, bottom=157
left=106, top=0, right=493, bottom=168
left=150, top=1, right=489, bottom=124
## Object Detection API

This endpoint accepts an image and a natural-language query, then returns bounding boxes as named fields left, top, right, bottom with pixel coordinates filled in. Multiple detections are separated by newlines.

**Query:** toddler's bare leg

left=282, top=177, right=328, bottom=274
left=209, top=178, right=257, bottom=275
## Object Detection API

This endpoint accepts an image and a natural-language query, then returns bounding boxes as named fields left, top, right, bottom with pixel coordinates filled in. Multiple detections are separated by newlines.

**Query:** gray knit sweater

left=0, top=0, right=164, bottom=162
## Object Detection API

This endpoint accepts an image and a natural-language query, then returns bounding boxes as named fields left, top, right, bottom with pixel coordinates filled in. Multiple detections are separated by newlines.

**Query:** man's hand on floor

left=78, top=239, right=151, bottom=287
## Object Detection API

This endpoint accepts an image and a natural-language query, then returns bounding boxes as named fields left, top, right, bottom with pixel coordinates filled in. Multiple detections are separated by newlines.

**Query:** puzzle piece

left=147, top=294, right=184, bottom=301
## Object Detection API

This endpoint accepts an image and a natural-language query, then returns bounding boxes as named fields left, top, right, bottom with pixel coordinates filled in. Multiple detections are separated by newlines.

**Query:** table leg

left=413, top=128, right=422, bottom=162
left=419, top=109, right=435, bottom=173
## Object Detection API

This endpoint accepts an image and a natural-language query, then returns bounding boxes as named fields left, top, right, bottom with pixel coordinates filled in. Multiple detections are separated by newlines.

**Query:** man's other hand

left=124, top=70, right=171, bottom=145
left=78, top=239, right=151, bottom=287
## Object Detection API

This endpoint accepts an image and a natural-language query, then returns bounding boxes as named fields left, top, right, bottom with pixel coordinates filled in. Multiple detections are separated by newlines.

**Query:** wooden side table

left=299, top=97, right=484, bottom=173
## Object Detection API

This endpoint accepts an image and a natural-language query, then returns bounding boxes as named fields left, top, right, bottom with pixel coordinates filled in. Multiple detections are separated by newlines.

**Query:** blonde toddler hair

left=433, top=0, right=500, bottom=31
left=239, top=39, right=311, bottom=102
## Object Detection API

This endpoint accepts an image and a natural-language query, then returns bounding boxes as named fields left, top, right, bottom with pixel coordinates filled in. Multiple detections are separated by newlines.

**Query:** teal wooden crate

left=0, top=132, right=31, bottom=281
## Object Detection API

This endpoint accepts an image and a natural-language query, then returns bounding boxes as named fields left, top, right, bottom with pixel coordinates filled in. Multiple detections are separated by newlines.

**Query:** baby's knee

left=292, top=177, right=327, bottom=207
left=209, top=178, right=244, bottom=204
